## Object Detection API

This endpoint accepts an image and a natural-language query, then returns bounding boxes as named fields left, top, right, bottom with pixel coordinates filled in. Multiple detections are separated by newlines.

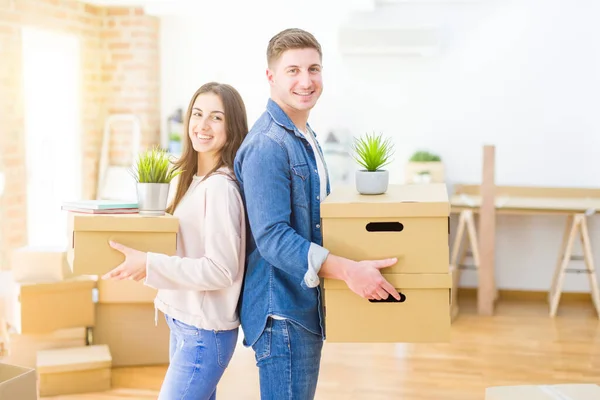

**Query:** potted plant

left=131, top=146, right=182, bottom=216
left=350, top=132, right=395, bottom=195
left=168, top=132, right=182, bottom=155
left=405, top=150, right=444, bottom=184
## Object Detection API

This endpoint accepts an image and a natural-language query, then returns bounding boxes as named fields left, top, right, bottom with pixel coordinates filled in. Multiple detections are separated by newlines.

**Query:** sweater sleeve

left=144, top=177, right=243, bottom=291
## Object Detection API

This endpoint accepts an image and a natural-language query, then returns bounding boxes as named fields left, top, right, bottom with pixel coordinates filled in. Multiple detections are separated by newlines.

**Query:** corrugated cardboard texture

left=68, top=213, right=179, bottom=276
left=93, top=303, right=169, bottom=367
left=11, top=246, right=72, bottom=283
left=0, top=363, right=37, bottom=400
left=19, top=277, right=96, bottom=334
left=321, top=183, right=450, bottom=218
left=97, top=279, right=157, bottom=303
left=485, top=384, right=600, bottom=400
left=39, top=367, right=111, bottom=397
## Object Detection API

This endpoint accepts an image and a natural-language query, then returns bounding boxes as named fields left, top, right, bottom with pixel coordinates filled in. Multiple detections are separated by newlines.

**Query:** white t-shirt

left=302, top=126, right=328, bottom=202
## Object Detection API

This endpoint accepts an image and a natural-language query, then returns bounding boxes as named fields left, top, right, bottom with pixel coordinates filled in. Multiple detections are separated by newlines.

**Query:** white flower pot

left=137, top=183, right=170, bottom=216
left=355, top=170, right=389, bottom=195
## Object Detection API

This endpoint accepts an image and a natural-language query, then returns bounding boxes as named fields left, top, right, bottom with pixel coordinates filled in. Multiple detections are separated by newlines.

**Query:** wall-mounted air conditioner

left=337, top=25, right=442, bottom=56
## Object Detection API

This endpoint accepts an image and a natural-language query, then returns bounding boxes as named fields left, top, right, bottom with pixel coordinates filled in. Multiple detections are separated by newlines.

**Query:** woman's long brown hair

left=166, top=82, right=248, bottom=214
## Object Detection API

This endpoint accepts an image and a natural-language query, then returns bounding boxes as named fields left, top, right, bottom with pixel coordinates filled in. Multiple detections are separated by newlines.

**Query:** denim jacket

left=234, top=98, right=331, bottom=346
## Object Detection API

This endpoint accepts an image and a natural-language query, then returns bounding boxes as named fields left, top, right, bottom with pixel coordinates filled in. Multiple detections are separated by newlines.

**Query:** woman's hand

left=102, top=241, right=148, bottom=281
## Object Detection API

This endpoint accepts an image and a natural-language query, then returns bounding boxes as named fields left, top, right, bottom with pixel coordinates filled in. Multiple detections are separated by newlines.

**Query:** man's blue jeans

left=158, top=314, right=238, bottom=400
left=252, top=317, right=324, bottom=399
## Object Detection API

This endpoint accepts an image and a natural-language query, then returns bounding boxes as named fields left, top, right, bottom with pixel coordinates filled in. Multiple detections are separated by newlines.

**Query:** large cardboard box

left=67, top=212, right=179, bottom=276
left=92, top=303, right=169, bottom=367
left=320, top=183, right=451, bottom=343
left=1, top=327, right=88, bottom=369
left=37, top=344, right=112, bottom=397
left=0, top=363, right=37, bottom=400
left=485, top=384, right=600, bottom=399
left=97, top=278, right=157, bottom=303
left=11, top=246, right=71, bottom=283
left=16, top=277, right=96, bottom=334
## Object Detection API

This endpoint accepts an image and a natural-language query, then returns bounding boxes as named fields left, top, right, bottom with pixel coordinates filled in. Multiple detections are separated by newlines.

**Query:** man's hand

left=319, top=254, right=400, bottom=301
left=102, top=241, right=148, bottom=282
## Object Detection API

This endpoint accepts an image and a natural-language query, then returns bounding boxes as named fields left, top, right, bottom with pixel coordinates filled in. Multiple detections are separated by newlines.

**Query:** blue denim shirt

left=234, top=98, right=331, bottom=347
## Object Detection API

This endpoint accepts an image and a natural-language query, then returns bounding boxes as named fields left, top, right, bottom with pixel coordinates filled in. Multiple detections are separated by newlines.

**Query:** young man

left=234, top=28, right=400, bottom=399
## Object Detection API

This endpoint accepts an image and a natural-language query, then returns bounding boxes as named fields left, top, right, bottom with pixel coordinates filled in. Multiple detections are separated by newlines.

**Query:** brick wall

left=0, top=1, right=160, bottom=270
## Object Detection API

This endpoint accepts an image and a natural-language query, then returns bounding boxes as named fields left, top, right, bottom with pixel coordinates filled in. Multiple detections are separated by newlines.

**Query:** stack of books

left=61, top=200, right=139, bottom=214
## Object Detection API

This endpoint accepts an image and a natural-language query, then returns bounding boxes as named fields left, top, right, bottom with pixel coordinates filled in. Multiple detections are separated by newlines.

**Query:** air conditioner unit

left=337, top=25, right=441, bottom=56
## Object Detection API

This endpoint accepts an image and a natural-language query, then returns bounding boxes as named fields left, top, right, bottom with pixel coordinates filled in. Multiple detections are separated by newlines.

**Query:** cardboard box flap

left=324, top=273, right=452, bottom=290
left=485, top=383, right=600, bottom=400
left=19, top=275, right=97, bottom=295
left=37, top=345, right=112, bottom=374
left=0, top=364, right=37, bottom=399
left=73, top=213, right=179, bottom=233
left=321, top=184, right=450, bottom=218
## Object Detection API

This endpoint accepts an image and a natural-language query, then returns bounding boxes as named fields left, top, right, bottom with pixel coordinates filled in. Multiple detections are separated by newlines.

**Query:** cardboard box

left=320, top=184, right=450, bottom=275
left=67, top=212, right=179, bottom=276
left=1, top=327, right=87, bottom=369
left=0, top=363, right=37, bottom=400
left=324, top=273, right=452, bottom=342
left=11, top=246, right=71, bottom=283
left=92, top=303, right=169, bottom=367
left=485, top=383, right=600, bottom=399
left=97, top=278, right=157, bottom=303
left=17, top=277, right=96, bottom=334
left=320, top=183, right=451, bottom=343
left=37, top=344, right=112, bottom=397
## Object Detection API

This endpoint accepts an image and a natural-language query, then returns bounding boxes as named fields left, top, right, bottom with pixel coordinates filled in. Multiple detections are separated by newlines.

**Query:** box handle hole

left=368, top=292, right=406, bottom=303
left=366, top=222, right=404, bottom=232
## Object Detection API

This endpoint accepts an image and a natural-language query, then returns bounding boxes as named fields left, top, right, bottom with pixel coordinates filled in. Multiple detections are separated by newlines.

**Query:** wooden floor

left=43, top=296, right=600, bottom=400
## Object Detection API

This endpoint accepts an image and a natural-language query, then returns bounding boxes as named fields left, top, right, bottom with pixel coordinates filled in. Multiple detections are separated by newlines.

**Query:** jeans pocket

left=170, top=317, right=200, bottom=336
left=252, top=318, right=273, bottom=363
left=214, top=329, right=238, bottom=369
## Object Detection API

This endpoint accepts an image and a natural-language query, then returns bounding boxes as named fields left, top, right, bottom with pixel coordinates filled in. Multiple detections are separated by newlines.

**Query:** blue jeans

left=158, top=315, right=238, bottom=400
left=252, top=317, right=323, bottom=399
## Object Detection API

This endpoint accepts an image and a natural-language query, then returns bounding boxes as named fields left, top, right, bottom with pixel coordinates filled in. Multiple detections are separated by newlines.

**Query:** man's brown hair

left=266, top=28, right=322, bottom=67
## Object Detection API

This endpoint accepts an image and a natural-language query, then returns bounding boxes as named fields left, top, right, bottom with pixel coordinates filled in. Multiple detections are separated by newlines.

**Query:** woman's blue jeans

left=158, top=314, right=238, bottom=400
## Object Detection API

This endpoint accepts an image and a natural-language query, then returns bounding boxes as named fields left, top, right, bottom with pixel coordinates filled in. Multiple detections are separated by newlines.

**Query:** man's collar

left=266, top=98, right=317, bottom=137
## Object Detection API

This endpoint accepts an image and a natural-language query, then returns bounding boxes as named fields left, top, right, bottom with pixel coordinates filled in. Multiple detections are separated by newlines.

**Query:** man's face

left=267, top=48, right=323, bottom=116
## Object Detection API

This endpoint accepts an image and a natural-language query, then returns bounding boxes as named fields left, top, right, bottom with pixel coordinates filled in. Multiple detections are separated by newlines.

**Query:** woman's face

left=188, top=92, right=227, bottom=156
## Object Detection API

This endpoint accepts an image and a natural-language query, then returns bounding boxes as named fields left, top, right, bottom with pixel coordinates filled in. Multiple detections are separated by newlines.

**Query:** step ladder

left=96, top=114, right=141, bottom=201
left=548, top=213, right=600, bottom=318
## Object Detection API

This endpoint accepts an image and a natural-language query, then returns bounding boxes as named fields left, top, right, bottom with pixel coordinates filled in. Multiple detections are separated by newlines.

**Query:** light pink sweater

left=144, top=171, right=246, bottom=331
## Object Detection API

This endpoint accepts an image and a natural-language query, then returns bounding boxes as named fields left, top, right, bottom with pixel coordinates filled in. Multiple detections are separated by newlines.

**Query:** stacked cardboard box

left=92, top=279, right=170, bottom=367
left=0, top=362, right=37, bottom=400
left=320, top=183, right=452, bottom=343
left=0, top=211, right=179, bottom=397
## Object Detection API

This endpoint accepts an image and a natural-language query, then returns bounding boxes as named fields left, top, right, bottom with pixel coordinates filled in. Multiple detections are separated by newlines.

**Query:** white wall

left=159, top=0, right=600, bottom=293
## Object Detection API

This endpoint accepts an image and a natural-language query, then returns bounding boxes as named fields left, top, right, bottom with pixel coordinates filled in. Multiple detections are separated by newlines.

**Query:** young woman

left=102, top=82, right=249, bottom=400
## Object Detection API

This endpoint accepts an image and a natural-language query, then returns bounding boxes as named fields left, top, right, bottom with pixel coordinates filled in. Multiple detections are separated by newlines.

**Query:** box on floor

left=485, top=383, right=600, bottom=400
left=37, top=344, right=112, bottom=397
left=0, top=363, right=37, bottom=400
left=66, top=212, right=179, bottom=276
left=320, top=183, right=451, bottom=343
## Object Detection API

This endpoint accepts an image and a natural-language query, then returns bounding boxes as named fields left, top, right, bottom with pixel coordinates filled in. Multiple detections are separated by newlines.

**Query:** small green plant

left=132, top=146, right=182, bottom=184
left=169, top=132, right=181, bottom=142
left=409, top=150, right=441, bottom=162
left=351, top=132, right=395, bottom=172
